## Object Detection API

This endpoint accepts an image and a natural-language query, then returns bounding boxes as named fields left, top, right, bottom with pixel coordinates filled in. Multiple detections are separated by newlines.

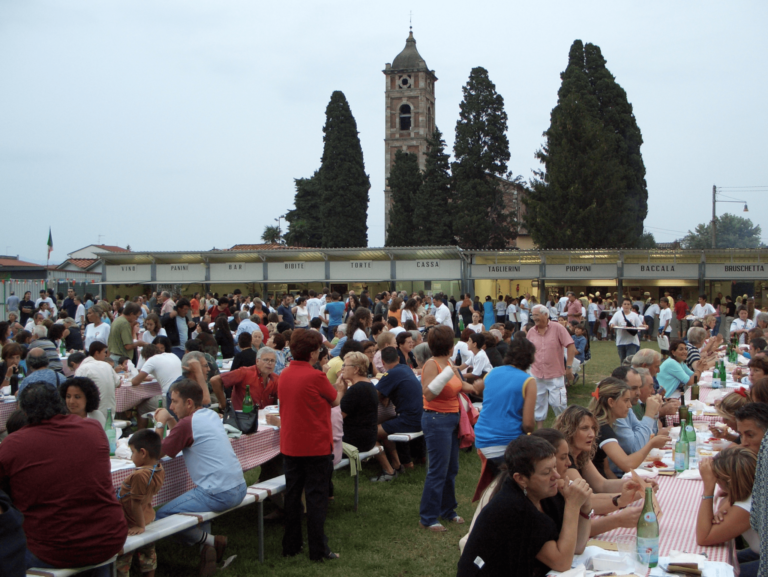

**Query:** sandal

left=419, top=522, right=447, bottom=532
left=449, top=516, right=465, bottom=524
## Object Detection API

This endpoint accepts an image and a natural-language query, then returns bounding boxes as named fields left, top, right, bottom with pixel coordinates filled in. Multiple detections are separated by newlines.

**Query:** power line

left=717, top=186, right=768, bottom=189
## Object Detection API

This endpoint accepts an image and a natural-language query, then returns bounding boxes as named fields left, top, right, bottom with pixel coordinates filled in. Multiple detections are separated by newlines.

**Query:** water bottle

left=712, top=361, right=721, bottom=389
left=636, top=487, right=660, bottom=567
left=674, top=436, right=689, bottom=473
left=105, top=408, right=117, bottom=456
left=685, top=413, right=697, bottom=462
left=458, top=317, right=465, bottom=331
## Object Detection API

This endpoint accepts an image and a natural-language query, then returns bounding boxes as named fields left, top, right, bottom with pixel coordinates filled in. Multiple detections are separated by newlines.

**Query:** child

left=114, top=356, right=131, bottom=374
left=116, top=429, right=166, bottom=577
left=569, top=321, right=589, bottom=385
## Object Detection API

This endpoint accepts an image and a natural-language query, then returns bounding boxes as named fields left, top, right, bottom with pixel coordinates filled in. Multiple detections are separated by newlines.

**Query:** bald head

left=26, top=348, right=49, bottom=372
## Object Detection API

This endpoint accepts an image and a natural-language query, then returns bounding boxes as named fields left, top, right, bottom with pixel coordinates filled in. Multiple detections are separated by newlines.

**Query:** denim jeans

left=26, top=550, right=112, bottom=577
left=419, top=411, right=460, bottom=526
left=155, top=483, right=247, bottom=546
left=737, top=548, right=760, bottom=577
left=617, top=343, right=640, bottom=363
left=713, top=316, right=722, bottom=337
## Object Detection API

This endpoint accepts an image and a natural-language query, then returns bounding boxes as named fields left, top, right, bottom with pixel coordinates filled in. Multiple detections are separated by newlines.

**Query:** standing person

left=279, top=330, right=345, bottom=561
left=495, top=295, right=507, bottom=324
left=153, top=380, right=245, bottom=574
left=731, top=306, right=756, bottom=345
left=190, top=292, right=201, bottom=322
left=433, top=294, right=453, bottom=329
left=459, top=294, right=473, bottom=330
left=277, top=295, right=295, bottom=329
left=692, top=294, right=716, bottom=324
left=565, top=292, right=582, bottom=323
left=108, top=302, right=142, bottom=365
left=482, top=296, right=495, bottom=331
left=161, top=298, right=197, bottom=359
left=609, top=298, right=643, bottom=363
left=19, top=291, right=35, bottom=326
left=724, top=295, right=737, bottom=339
left=323, top=292, right=345, bottom=340
left=507, top=298, right=519, bottom=332
left=525, top=305, right=576, bottom=429
left=519, top=293, right=531, bottom=327
left=307, top=290, right=323, bottom=321
left=419, top=325, right=480, bottom=532
left=587, top=296, right=599, bottom=341
left=292, top=296, right=309, bottom=329
left=6, top=290, right=20, bottom=318
left=643, top=298, right=660, bottom=342
left=62, top=288, right=78, bottom=319
left=73, top=296, right=86, bottom=327
left=674, top=294, right=690, bottom=338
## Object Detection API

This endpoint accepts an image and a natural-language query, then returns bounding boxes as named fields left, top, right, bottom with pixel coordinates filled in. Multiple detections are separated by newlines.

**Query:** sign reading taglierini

left=470, top=264, right=540, bottom=279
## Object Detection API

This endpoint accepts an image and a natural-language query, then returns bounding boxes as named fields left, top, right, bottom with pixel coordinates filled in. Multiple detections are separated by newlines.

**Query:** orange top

left=387, top=310, right=400, bottom=327
left=423, top=358, right=462, bottom=413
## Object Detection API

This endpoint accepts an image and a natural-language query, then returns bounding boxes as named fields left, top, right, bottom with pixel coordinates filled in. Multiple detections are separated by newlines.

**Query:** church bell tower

left=383, top=31, right=437, bottom=238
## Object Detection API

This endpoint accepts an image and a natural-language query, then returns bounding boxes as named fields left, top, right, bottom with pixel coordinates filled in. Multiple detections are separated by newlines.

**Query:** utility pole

left=711, top=185, right=716, bottom=248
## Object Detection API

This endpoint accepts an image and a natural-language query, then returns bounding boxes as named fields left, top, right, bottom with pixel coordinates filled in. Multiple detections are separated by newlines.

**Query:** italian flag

left=47, top=227, right=53, bottom=256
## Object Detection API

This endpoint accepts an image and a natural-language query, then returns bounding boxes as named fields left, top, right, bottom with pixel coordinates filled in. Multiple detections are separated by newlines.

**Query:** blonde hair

left=554, top=405, right=598, bottom=470
left=343, top=351, right=370, bottom=377
left=711, top=447, right=757, bottom=504
left=376, top=331, right=396, bottom=350
left=587, top=377, right=630, bottom=425
left=716, top=390, right=751, bottom=421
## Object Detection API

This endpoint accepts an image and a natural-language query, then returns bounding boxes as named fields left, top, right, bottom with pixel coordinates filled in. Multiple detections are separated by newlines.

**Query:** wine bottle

left=636, top=487, right=660, bottom=568
left=105, top=408, right=117, bottom=456
left=691, top=375, right=699, bottom=401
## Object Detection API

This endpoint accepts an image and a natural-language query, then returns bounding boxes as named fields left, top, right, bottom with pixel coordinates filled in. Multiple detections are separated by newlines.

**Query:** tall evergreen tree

left=318, top=91, right=370, bottom=248
left=284, top=171, right=322, bottom=247
left=452, top=67, right=516, bottom=249
left=525, top=40, right=646, bottom=249
left=413, top=128, right=453, bottom=245
left=386, top=151, right=422, bottom=246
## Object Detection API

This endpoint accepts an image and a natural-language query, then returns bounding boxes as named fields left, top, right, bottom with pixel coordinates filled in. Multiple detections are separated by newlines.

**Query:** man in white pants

left=525, top=304, right=577, bottom=428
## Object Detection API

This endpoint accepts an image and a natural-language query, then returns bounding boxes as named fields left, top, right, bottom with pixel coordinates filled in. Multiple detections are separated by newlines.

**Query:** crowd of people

left=0, top=285, right=767, bottom=576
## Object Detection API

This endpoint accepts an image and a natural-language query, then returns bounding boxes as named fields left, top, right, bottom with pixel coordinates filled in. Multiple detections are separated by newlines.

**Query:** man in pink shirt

left=566, top=291, right=582, bottom=323
left=525, top=304, right=577, bottom=428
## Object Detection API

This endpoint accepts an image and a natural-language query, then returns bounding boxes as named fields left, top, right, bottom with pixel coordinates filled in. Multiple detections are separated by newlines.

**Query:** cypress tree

left=385, top=151, right=422, bottom=247
left=452, top=67, right=516, bottom=249
left=284, top=171, right=322, bottom=247
left=318, top=91, right=370, bottom=248
left=413, top=128, right=453, bottom=246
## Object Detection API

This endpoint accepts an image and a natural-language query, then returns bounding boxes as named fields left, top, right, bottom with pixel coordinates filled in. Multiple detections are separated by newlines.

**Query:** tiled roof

left=226, top=244, right=291, bottom=251
left=0, top=258, right=41, bottom=267
left=67, top=258, right=99, bottom=269
left=96, top=245, right=130, bottom=252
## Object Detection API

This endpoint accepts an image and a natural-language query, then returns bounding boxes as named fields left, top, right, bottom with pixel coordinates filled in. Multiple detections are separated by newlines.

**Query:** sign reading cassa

left=545, top=264, right=617, bottom=280
left=705, top=263, right=767, bottom=280
left=623, top=263, right=699, bottom=279
left=267, top=261, right=326, bottom=282
left=210, top=262, right=263, bottom=282
left=105, top=264, right=151, bottom=283
left=156, top=263, right=206, bottom=283
left=470, top=264, right=540, bottom=279
left=329, top=260, right=390, bottom=281
left=396, top=260, right=461, bottom=280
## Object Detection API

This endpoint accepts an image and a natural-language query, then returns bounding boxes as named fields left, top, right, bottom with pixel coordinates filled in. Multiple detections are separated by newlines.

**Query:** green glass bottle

left=685, top=413, right=697, bottom=462
left=155, top=397, right=166, bottom=438
left=691, top=375, right=699, bottom=401
left=105, top=408, right=116, bottom=456
left=60, top=340, right=66, bottom=357
left=712, top=361, right=722, bottom=389
left=674, top=435, right=689, bottom=473
left=242, top=387, right=254, bottom=414
left=720, top=360, right=728, bottom=384
left=636, top=487, right=660, bottom=568
left=458, top=317, right=465, bottom=331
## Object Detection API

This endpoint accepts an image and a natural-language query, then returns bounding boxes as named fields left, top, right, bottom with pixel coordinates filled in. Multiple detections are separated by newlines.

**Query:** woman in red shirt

left=279, top=329, right=345, bottom=561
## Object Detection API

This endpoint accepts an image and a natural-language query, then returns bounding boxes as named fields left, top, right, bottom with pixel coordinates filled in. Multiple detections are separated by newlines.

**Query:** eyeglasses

left=260, top=358, right=276, bottom=364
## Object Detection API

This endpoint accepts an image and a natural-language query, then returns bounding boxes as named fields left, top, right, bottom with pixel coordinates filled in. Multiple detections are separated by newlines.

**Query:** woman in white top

left=83, top=306, right=110, bottom=352
left=467, top=311, right=484, bottom=334
left=730, top=305, right=755, bottom=345
left=401, top=298, right=419, bottom=327
left=292, top=296, right=309, bottom=328
left=506, top=300, right=518, bottom=329
left=138, top=313, right=167, bottom=370
left=608, top=297, right=642, bottom=363
left=696, top=447, right=759, bottom=576
left=347, top=307, right=372, bottom=342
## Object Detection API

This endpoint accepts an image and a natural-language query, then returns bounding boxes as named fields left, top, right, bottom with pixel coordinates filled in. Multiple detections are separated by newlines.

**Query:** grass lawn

left=154, top=339, right=661, bottom=576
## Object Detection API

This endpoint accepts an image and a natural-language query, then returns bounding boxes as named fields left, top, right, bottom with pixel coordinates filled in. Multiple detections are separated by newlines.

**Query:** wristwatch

left=612, top=494, right=626, bottom=509
left=579, top=508, right=594, bottom=519
left=566, top=365, right=572, bottom=369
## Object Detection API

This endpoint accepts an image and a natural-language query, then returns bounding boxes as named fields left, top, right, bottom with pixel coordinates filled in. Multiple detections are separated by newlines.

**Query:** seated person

left=113, top=356, right=131, bottom=373
left=131, top=340, right=182, bottom=429
left=18, top=347, right=66, bottom=394
left=338, top=352, right=379, bottom=455
left=372, top=331, right=396, bottom=375
left=265, top=333, right=286, bottom=375
left=588, top=378, right=669, bottom=477
left=709, top=390, right=751, bottom=444
left=452, top=328, right=474, bottom=367
left=696, top=447, right=759, bottom=576
left=210, top=347, right=279, bottom=410
left=60, top=376, right=106, bottom=426
left=0, top=488, right=25, bottom=575
left=457, top=435, right=592, bottom=576
left=657, top=338, right=701, bottom=398
left=733, top=355, right=768, bottom=385
left=735, top=401, right=768, bottom=454
left=461, top=332, right=492, bottom=383
left=482, top=333, right=504, bottom=368
left=326, top=340, right=363, bottom=385
left=396, top=331, right=418, bottom=370
left=230, top=332, right=257, bottom=370
left=62, top=318, right=84, bottom=352
left=631, top=367, right=678, bottom=429
left=686, top=326, right=719, bottom=372
left=28, top=324, right=65, bottom=373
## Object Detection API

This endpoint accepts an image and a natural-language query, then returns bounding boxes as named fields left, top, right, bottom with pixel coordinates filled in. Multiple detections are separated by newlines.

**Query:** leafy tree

left=284, top=172, right=322, bottom=247
left=525, top=40, right=647, bottom=249
left=452, top=67, right=517, bottom=249
left=413, top=128, right=454, bottom=246
left=637, top=231, right=657, bottom=249
left=261, top=225, right=282, bottom=245
left=385, top=151, right=422, bottom=246
left=318, top=91, right=370, bottom=248
left=682, top=214, right=763, bottom=249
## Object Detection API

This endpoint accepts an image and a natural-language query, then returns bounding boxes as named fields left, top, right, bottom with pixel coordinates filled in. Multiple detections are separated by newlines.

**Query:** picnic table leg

left=258, top=501, right=264, bottom=563
left=354, top=471, right=359, bottom=513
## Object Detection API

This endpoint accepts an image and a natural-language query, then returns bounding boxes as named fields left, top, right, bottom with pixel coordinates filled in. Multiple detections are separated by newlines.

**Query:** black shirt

left=457, top=477, right=564, bottom=577
left=397, top=348, right=417, bottom=369
left=62, top=297, right=78, bottom=318
left=339, top=380, right=378, bottom=452
left=19, top=300, right=35, bottom=325
left=593, top=423, right=618, bottom=478
left=486, top=346, right=504, bottom=368
left=65, top=327, right=84, bottom=351
left=231, top=348, right=257, bottom=371
left=726, top=302, right=736, bottom=317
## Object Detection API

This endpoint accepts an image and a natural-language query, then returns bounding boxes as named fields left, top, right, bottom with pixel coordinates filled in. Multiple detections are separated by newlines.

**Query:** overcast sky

left=2, top=1, right=766, bottom=263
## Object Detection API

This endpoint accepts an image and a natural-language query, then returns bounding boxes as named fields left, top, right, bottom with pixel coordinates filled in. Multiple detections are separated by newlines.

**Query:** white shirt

left=587, top=303, right=598, bottom=322
left=435, top=303, right=452, bottom=328
left=557, top=297, right=569, bottom=317
left=609, top=310, right=642, bottom=346
left=401, top=309, right=416, bottom=325
left=75, top=356, right=121, bottom=421
left=645, top=303, right=660, bottom=318
left=692, top=303, right=715, bottom=319
left=74, top=304, right=86, bottom=325
left=659, top=308, right=673, bottom=333
left=141, top=352, right=183, bottom=394
left=307, top=297, right=323, bottom=320
left=467, top=349, right=493, bottom=377
left=730, top=318, right=755, bottom=345
left=506, top=304, right=517, bottom=320
left=519, top=299, right=529, bottom=323
left=495, top=301, right=506, bottom=315
left=318, top=304, right=328, bottom=327
left=353, top=328, right=368, bottom=342
left=295, top=306, right=309, bottom=327
left=389, top=326, right=406, bottom=337
left=467, top=323, right=484, bottom=333
left=35, top=297, right=57, bottom=316
left=84, top=323, right=111, bottom=351
left=734, top=495, right=760, bottom=554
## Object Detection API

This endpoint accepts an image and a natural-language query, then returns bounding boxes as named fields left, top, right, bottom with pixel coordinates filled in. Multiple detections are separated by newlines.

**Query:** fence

left=0, top=279, right=99, bottom=320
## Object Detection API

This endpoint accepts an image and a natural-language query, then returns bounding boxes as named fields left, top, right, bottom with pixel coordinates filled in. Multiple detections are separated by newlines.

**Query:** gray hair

left=238, top=310, right=250, bottom=320
left=336, top=324, right=347, bottom=335
left=412, top=342, right=433, bottom=367
left=26, top=349, right=50, bottom=370
left=757, top=312, right=768, bottom=325
left=631, top=348, right=662, bottom=367
left=489, top=329, right=503, bottom=341
left=257, top=346, right=277, bottom=360
left=531, top=304, right=549, bottom=317
left=687, top=326, right=707, bottom=346
left=409, top=330, right=421, bottom=342
left=62, top=317, right=77, bottom=327
left=181, top=351, right=208, bottom=373
left=32, top=325, right=48, bottom=339
left=161, top=291, right=171, bottom=298
left=634, top=367, right=650, bottom=378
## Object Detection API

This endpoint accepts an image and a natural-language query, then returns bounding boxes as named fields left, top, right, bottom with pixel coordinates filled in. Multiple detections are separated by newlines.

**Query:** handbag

left=222, top=399, right=259, bottom=435
left=657, top=333, right=670, bottom=351
left=622, top=312, right=638, bottom=336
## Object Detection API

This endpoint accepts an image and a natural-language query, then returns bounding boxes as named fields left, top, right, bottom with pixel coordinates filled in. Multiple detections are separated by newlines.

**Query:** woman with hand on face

left=588, top=378, right=670, bottom=478
left=457, top=435, right=592, bottom=576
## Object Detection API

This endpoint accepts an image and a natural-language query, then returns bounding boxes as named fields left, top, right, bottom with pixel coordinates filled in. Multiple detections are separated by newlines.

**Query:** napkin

left=110, top=458, right=135, bottom=472
left=623, top=467, right=658, bottom=479
left=546, top=564, right=586, bottom=576
left=115, top=437, right=132, bottom=459
left=668, top=551, right=706, bottom=569
left=689, top=400, right=707, bottom=412
left=677, top=468, right=702, bottom=480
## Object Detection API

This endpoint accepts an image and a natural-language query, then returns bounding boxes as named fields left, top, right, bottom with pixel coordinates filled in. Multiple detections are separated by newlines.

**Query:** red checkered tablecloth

left=115, top=381, right=163, bottom=413
left=663, top=386, right=725, bottom=426
left=0, top=400, right=17, bottom=434
left=111, top=426, right=281, bottom=507
left=595, top=476, right=734, bottom=567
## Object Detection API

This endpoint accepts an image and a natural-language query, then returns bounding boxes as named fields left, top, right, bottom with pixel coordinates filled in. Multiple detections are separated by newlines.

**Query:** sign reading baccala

left=623, top=263, right=699, bottom=279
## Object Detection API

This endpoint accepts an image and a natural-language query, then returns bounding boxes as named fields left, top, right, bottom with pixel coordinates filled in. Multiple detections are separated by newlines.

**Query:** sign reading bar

left=396, top=259, right=461, bottom=280
left=210, top=262, right=263, bottom=282
left=105, top=264, right=151, bottom=283
left=267, top=261, right=325, bottom=282
left=705, top=263, right=767, bottom=280
left=329, top=260, right=390, bottom=281
left=470, top=264, right=540, bottom=279
left=623, top=263, right=699, bottom=280
left=545, top=264, right=617, bottom=280
left=156, top=263, right=206, bottom=282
